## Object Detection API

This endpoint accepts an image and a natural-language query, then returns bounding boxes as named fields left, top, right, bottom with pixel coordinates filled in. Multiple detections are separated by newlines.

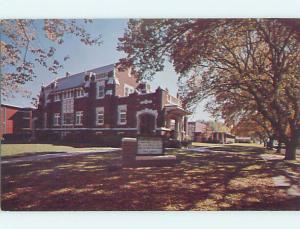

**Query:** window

left=118, top=105, right=127, bottom=125
left=54, top=94, right=60, bottom=101
left=75, top=111, right=83, bottom=125
left=63, top=113, right=73, bottom=125
left=98, top=85, right=105, bottom=98
left=76, top=88, right=84, bottom=98
left=96, top=107, right=104, bottom=125
left=97, top=81, right=105, bottom=99
left=53, top=113, right=60, bottom=126
left=62, top=98, right=74, bottom=113
left=124, top=84, right=134, bottom=97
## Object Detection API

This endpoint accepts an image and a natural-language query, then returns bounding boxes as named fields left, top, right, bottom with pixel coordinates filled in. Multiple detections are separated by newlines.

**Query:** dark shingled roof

left=46, top=64, right=115, bottom=92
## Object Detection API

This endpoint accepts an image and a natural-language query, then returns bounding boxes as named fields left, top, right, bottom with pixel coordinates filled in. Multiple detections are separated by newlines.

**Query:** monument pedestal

left=122, top=138, right=137, bottom=166
left=122, top=137, right=177, bottom=167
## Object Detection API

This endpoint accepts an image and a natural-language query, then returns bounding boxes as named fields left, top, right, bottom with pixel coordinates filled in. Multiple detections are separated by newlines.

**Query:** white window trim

left=54, top=94, right=60, bottom=102
left=136, top=108, right=158, bottom=134
left=118, top=104, right=127, bottom=125
left=62, top=113, right=74, bottom=126
left=96, top=81, right=105, bottom=99
left=76, top=88, right=85, bottom=98
left=95, top=107, right=104, bottom=126
left=75, top=111, right=83, bottom=126
left=124, top=84, right=135, bottom=97
left=53, top=113, right=60, bottom=126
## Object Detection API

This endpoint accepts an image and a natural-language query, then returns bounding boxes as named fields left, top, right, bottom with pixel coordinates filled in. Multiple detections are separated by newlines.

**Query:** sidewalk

left=1, top=148, right=120, bottom=165
left=260, top=153, right=300, bottom=197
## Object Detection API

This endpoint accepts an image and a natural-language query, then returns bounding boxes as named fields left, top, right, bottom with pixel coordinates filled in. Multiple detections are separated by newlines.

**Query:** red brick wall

left=1, top=106, right=18, bottom=135
left=115, top=68, right=139, bottom=97
left=0, top=106, right=33, bottom=137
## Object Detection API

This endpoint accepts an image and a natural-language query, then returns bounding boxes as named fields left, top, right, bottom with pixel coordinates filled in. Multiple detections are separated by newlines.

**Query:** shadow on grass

left=203, top=144, right=268, bottom=154
left=1, top=147, right=299, bottom=211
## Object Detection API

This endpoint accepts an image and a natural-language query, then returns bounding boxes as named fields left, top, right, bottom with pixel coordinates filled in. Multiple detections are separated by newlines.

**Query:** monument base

left=135, top=155, right=177, bottom=167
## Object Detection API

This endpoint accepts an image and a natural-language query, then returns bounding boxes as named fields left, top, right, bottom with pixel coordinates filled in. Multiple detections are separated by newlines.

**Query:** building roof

left=46, top=63, right=115, bottom=92
left=0, top=103, right=34, bottom=110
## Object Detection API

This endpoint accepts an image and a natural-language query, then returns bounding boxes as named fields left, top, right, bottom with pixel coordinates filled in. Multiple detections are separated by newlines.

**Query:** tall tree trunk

left=285, top=140, right=297, bottom=160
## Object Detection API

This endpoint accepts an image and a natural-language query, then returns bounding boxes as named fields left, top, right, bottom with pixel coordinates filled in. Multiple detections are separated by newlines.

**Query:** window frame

left=54, top=94, right=60, bottom=102
left=53, top=113, right=61, bottom=126
left=95, top=107, right=104, bottom=126
left=76, top=88, right=85, bottom=98
left=124, top=84, right=135, bottom=97
left=63, top=113, right=74, bottom=126
left=118, top=105, right=127, bottom=125
left=96, top=81, right=105, bottom=99
left=75, top=111, right=83, bottom=126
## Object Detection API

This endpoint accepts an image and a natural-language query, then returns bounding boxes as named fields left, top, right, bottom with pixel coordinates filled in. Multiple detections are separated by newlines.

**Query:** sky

left=3, top=19, right=212, bottom=121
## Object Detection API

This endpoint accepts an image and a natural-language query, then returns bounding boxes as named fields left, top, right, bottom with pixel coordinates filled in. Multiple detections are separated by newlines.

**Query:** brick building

left=35, top=64, right=188, bottom=143
left=0, top=104, right=34, bottom=141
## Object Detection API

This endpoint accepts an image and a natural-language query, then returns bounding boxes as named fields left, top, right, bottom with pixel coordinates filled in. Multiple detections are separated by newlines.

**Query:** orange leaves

left=1, top=19, right=102, bottom=100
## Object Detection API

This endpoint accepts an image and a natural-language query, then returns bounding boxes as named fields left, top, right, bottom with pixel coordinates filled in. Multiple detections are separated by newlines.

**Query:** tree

left=204, top=120, right=230, bottom=132
left=0, top=19, right=102, bottom=100
left=231, top=113, right=272, bottom=144
left=118, top=19, right=300, bottom=160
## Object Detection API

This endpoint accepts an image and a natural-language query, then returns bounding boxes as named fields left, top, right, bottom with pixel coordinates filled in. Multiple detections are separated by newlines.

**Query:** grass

left=192, top=142, right=263, bottom=148
left=1, top=143, right=116, bottom=157
left=1, top=143, right=299, bottom=210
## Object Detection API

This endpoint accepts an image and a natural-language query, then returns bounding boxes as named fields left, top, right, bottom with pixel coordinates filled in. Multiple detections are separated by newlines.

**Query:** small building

left=187, top=121, right=208, bottom=141
left=34, top=63, right=189, bottom=143
left=209, top=131, right=235, bottom=144
left=0, top=103, right=34, bottom=141
left=187, top=121, right=235, bottom=144
left=235, top=136, right=252, bottom=143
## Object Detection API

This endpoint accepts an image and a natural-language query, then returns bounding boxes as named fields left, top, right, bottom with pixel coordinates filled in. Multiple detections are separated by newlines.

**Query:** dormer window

left=124, top=84, right=134, bottom=97
left=96, top=81, right=105, bottom=99
left=54, top=94, right=60, bottom=102
left=76, top=88, right=85, bottom=98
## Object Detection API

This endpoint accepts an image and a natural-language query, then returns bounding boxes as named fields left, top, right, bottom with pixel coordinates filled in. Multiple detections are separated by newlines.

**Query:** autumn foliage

left=118, top=19, right=300, bottom=160
left=0, top=19, right=102, bottom=99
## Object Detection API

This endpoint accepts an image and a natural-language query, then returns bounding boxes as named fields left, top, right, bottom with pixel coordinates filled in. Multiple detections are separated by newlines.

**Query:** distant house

left=34, top=63, right=189, bottom=143
left=188, top=121, right=235, bottom=144
left=187, top=121, right=208, bottom=141
left=210, top=131, right=236, bottom=144
left=235, top=136, right=252, bottom=143
left=0, top=103, right=34, bottom=141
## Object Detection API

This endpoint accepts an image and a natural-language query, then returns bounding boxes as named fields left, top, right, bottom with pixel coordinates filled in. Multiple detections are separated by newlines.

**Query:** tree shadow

left=1, top=148, right=299, bottom=210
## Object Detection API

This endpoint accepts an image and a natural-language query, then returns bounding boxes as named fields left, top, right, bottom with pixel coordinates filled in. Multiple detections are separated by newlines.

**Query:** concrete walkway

left=1, top=148, right=120, bottom=165
left=191, top=146, right=300, bottom=197
left=260, top=153, right=300, bottom=197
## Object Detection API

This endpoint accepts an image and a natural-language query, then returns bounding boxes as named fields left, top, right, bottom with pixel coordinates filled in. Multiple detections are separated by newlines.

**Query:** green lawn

left=1, top=144, right=115, bottom=157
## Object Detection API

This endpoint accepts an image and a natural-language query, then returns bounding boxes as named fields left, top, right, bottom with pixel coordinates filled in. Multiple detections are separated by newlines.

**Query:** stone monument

left=122, top=136, right=177, bottom=167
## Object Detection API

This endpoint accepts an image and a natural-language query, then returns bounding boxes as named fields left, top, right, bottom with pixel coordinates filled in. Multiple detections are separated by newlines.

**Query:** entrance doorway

left=139, top=113, right=156, bottom=136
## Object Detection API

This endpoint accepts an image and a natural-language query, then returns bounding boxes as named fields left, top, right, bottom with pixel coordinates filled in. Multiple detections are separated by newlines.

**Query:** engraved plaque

left=137, top=136, right=164, bottom=155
